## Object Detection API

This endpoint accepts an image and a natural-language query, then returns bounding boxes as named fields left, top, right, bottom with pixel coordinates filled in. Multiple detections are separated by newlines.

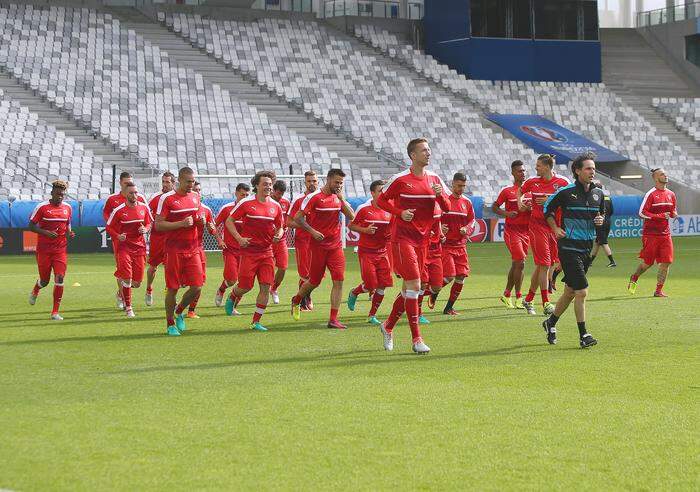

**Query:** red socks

left=253, top=303, right=266, bottom=323
left=369, top=289, right=384, bottom=316
left=503, top=289, right=511, bottom=297
left=329, top=307, right=339, bottom=322
left=655, top=283, right=664, bottom=294
left=351, top=284, right=367, bottom=296
left=525, top=289, right=536, bottom=303
left=631, top=274, right=639, bottom=282
left=449, top=282, right=463, bottom=303
left=384, top=292, right=405, bottom=332
left=52, top=284, right=63, bottom=314
left=217, top=280, right=228, bottom=295
left=540, top=289, right=549, bottom=304
left=121, top=283, right=132, bottom=309
left=516, top=291, right=522, bottom=299
left=32, top=280, right=42, bottom=297
left=189, top=291, right=201, bottom=311
left=404, top=290, right=421, bottom=341
left=167, top=316, right=175, bottom=327
left=175, top=304, right=185, bottom=316
left=271, top=281, right=280, bottom=292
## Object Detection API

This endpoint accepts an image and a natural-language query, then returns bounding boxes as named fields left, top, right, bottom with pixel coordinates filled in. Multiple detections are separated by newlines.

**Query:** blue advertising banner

left=485, top=114, right=628, bottom=163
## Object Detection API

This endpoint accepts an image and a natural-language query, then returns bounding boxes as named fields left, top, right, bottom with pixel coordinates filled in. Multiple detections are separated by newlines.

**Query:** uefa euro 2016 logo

left=520, top=125, right=568, bottom=143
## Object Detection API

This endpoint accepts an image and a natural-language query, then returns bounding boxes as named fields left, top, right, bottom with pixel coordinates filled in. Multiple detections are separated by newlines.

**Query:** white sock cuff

left=375, top=289, right=385, bottom=296
left=404, top=289, right=420, bottom=300
left=121, top=280, right=132, bottom=288
left=54, top=283, right=64, bottom=287
left=455, top=279, right=465, bottom=285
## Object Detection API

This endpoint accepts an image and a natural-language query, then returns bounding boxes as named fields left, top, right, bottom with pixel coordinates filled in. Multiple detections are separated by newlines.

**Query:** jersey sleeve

left=300, top=193, right=319, bottom=215
left=520, top=179, right=532, bottom=194
left=543, top=188, right=565, bottom=219
left=229, top=201, right=247, bottom=221
left=493, top=188, right=507, bottom=207
left=466, top=200, right=476, bottom=228
left=639, top=193, right=664, bottom=220
left=29, top=203, right=44, bottom=224
left=274, top=205, right=284, bottom=229
left=155, top=194, right=170, bottom=218
left=215, top=206, right=228, bottom=226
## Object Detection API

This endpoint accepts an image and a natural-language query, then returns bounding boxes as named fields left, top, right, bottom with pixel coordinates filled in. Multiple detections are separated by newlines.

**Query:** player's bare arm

left=28, top=221, right=58, bottom=239
left=224, top=216, right=250, bottom=248
left=294, top=210, right=323, bottom=241
left=349, top=222, right=377, bottom=235
left=155, top=214, right=193, bottom=231
left=546, top=215, right=565, bottom=239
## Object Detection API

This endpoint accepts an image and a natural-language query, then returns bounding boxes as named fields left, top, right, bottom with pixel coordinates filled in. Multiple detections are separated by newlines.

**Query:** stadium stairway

left=0, top=72, right=151, bottom=183
left=601, top=28, right=700, bottom=158
left=107, top=8, right=403, bottom=181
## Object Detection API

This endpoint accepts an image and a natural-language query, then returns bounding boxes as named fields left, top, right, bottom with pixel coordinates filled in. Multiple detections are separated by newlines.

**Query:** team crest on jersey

left=461, top=203, right=466, bottom=210
left=553, top=183, right=561, bottom=189
left=269, top=208, right=275, bottom=214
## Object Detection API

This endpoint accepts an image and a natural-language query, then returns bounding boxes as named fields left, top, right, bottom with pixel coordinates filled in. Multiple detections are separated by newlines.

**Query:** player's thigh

left=199, top=249, right=207, bottom=284
left=237, top=255, right=258, bottom=290
left=657, top=236, right=674, bottom=263
left=530, top=231, right=553, bottom=266
left=560, top=252, right=588, bottom=291
left=359, top=253, right=379, bottom=290
left=132, top=255, right=147, bottom=283
left=255, top=256, right=276, bottom=286
left=223, top=251, right=239, bottom=282
left=427, top=257, right=443, bottom=289
left=376, top=255, right=394, bottom=288
left=180, top=252, right=204, bottom=287
left=393, top=242, right=422, bottom=281
left=117, top=252, right=135, bottom=281
left=308, top=246, right=328, bottom=286
left=442, top=250, right=456, bottom=278
left=273, top=241, right=289, bottom=270
left=327, top=247, right=345, bottom=282
left=453, top=248, right=470, bottom=277
left=36, top=252, right=53, bottom=281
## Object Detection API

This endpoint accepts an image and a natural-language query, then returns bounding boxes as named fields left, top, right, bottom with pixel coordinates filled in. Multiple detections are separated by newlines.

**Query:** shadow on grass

left=587, top=295, right=654, bottom=303
left=110, top=343, right=549, bottom=375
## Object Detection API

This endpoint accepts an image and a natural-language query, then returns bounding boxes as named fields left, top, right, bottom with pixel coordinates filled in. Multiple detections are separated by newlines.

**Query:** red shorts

left=358, top=250, right=393, bottom=290
left=504, top=225, right=529, bottom=262
left=115, top=249, right=146, bottom=282
left=36, top=250, right=67, bottom=281
left=442, top=245, right=470, bottom=278
left=295, top=238, right=311, bottom=279
left=147, top=234, right=166, bottom=267
left=164, top=251, right=204, bottom=290
left=199, top=248, right=207, bottom=283
left=424, top=248, right=444, bottom=287
left=309, top=245, right=345, bottom=285
left=222, top=250, right=240, bottom=283
left=273, top=239, right=289, bottom=270
left=639, top=235, right=674, bottom=265
left=392, top=241, right=427, bottom=281
left=237, top=253, right=275, bottom=290
left=529, top=224, right=558, bottom=266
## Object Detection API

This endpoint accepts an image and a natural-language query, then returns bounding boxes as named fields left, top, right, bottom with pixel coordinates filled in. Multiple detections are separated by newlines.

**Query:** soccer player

left=145, top=171, right=175, bottom=305
left=290, top=168, right=355, bottom=329
left=424, top=204, right=445, bottom=318
left=105, top=183, right=152, bottom=318
left=225, top=171, right=284, bottom=331
left=492, top=160, right=530, bottom=309
left=541, top=152, right=604, bottom=348
left=590, top=181, right=616, bottom=267
left=186, top=181, right=220, bottom=319
left=214, top=183, right=250, bottom=312
left=376, top=138, right=449, bottom=354
left=104, top=171, right=147, bottom=310
left=270, top=179, right=291, bottom=305
left=517, top=154, right=570, bottom=316
left=155, top=167, right=203, bottom=336
left=627, top=168, right=677, bottom=297
left=347, top=180, right=393, bottom=325
left=28, top=180, right=74, bottom=320
left=288, top=170, right=319, bottom=311
left=440, top=172, right=475, bottom=316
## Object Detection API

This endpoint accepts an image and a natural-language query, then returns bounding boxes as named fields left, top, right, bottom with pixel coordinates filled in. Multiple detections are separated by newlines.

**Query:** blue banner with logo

left=485, top=114, right=628, bottom=163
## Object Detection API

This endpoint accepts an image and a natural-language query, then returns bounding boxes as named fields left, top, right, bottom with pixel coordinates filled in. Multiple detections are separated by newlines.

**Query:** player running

left=290, top=168, right=355, bottom=329
left=541, top=152, right=603, bottom=348
left=347, top=180, right=393, bottom=325
left=214, top=183, right=251, bottom=312
left=376, top=138, right=450, bottom=354
left=288, top=170, right=319, bottom=311
left=439, top=172, right=475, bottom=316
left=155, top=167, right=203, bottom=336
left=423, top=204, right=445, bottom=319
left=492, top=160, right=530, bottom=309
left=103, top=171, right=147, bottom=310
left=105, top=183, right=153, bottom=318
left=589, top=181, right=616, bottom=267
left=225, top=171, right=284, bottom=332
left=517, top=154, right=570, bottom=316
left=28, top=180, right=74, bottom=320
left=186, top=181, right=219, bottom=319
left=270, top=179, right=291, bottom=305
left=145, top=171, right=175, bottom=306
left=627, top=168, right=677, bottom=297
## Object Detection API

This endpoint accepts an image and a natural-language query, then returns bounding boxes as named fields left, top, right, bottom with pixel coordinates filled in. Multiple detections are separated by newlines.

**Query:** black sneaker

left=580, top=333, right=598, bottom=348
left=542, top=319, right=557, bottom=345
left=607, top=261, right=617, bottom=268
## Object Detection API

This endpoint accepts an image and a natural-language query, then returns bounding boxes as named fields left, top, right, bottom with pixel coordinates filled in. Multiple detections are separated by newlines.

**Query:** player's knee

left=132, top=281, right=141, bottom=289
left=455, top=276, right=465, bottom=284
left=375, top=288, right=385, bottom=296
left=55, top=275, right=64, bottom=284
left=121, top=279, right=132, bottom=288
left=574, top=289, right=587, bottom=299
left=39, top=279, right=50, bottom=288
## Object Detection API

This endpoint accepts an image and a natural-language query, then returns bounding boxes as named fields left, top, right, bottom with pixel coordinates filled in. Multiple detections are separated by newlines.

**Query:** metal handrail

left=637, top=1, right=700, bottom=27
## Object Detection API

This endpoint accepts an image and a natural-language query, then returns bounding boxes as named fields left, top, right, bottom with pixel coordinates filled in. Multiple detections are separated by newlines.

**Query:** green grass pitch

left=1, top=237, right=698, bottom=490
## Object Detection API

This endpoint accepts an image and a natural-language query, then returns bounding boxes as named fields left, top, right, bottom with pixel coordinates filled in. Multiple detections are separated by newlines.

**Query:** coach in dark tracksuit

left=541, top=152, right=605, bottom=349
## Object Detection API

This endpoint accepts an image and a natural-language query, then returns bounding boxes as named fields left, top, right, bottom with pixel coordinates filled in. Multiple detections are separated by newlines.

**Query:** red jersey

left=428, top=206, right=443, bottom=253
left=195, top=203, right=214, bottom=249
left=520, top=174, right=570, bottom=224
left=29, top=201, right=73, bottom=253
left=229, top=196, right=284, bottom=254
left=289, top=193, right=311, bottom=243
left=148, top=191, right=168, bottom=240
left=155, top=190, right=201, bottom=253
left=276, top=196, right=291, bottom=236
left=105, top=202, right=152, bottom=255
left=300, top=190, right=343, bottom=250
left=103, top=191, right=147, bottom=223
left=639, top=187, right=677, bottom=236
left=377, top=168, right=449, bottom=247
left=494, top=184, right=530, bottom=228
left=215, top=201, right=242, bottom=252
left=351, top=199, right=392, bottom=253
left=442, top=194, right=475, bottom=247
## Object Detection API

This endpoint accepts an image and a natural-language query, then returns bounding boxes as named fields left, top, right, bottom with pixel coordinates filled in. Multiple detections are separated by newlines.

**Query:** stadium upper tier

left=653, top=98, right=700, bottom=143
left=354, top=25, right=700, bottom=191
left=0, top=4, right=359, bottom=198
left=0, top=90, right=111, bottom=201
